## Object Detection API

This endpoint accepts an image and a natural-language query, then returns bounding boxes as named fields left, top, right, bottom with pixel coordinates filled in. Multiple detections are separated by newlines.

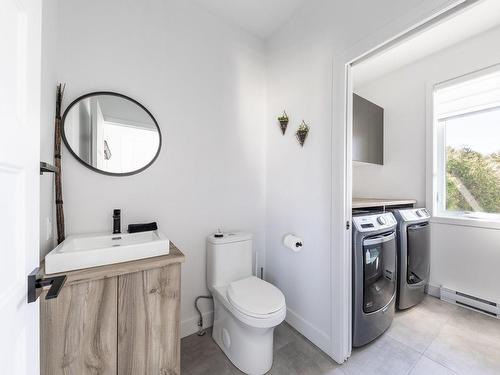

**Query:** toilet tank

left=207, top=232, right=253, bottom=291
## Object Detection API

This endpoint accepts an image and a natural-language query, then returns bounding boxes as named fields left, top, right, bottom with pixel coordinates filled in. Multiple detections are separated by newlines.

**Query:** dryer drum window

left=406, top=222, right=430, bottom=285
left=363, top=233, right=396, bottom=314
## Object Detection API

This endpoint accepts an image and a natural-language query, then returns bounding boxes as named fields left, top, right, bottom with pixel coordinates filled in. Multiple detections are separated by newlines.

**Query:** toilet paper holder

left=283, top=234, right=303, bottom=252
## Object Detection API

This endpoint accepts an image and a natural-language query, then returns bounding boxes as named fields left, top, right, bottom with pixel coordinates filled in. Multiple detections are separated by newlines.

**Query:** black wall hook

left=27, top=268, right=67, bottom=303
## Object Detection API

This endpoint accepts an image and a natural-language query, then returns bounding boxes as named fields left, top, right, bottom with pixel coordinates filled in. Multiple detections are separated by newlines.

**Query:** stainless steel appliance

left=352, top=212, right=397, bottom=347
left=393, top=208, right=431, bottom=310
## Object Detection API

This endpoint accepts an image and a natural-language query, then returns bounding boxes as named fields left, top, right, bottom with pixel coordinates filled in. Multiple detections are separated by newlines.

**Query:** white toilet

left=207, top=232, right=286, bottom=375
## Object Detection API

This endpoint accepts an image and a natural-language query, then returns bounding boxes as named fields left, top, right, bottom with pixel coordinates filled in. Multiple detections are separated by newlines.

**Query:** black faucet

left=113, top=209, right=121, bottom=234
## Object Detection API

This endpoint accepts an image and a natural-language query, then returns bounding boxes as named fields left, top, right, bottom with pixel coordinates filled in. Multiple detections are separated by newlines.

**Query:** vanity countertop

left=40, top=242, right=185, bottom=286
left=352, top=198, right=417, bottom=209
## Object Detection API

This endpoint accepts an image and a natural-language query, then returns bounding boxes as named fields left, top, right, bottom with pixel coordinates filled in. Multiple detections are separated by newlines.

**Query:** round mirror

left=62, top=92, right=161, bottom=176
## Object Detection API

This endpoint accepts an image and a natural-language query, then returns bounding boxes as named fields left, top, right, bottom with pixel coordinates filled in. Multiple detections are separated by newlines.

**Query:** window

left=433, top=66, right=500, bottom=221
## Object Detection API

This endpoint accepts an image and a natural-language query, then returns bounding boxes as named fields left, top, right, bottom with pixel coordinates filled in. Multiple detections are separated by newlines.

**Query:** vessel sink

left=45, top=230, right=170, bottom=274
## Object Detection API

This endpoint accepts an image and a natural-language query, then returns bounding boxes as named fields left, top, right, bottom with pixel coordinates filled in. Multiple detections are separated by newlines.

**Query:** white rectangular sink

left=45, top=230, right=170, bottom=274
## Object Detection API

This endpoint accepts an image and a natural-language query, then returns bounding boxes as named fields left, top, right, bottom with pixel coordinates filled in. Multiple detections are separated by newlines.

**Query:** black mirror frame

left=61, top=91, right=162, bottom=177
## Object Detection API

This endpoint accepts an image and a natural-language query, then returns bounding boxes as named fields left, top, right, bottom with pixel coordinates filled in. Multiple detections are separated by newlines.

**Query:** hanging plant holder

left=296, top=120, right=310, bottom=147
left=277, top=111, right=289, bottom=135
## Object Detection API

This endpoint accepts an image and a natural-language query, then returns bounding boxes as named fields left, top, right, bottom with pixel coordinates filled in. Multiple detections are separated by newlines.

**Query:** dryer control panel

left=398, top=208, right=430, bottom=222
left=352, top=212, right=397, bottom=232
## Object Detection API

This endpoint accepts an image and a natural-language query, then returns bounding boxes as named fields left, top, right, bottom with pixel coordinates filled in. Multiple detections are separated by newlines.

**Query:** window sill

left=431, top=215, right=500, bottom=230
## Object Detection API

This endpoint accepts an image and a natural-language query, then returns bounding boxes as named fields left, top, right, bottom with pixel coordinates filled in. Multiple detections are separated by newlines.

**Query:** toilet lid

left=227, top=276, right=285, bottom=317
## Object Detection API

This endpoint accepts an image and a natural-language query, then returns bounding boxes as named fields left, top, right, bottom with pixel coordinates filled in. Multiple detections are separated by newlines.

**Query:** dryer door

left=406, top=222, right=430, bottom=284
left=363, top=232, right=396, bottom=313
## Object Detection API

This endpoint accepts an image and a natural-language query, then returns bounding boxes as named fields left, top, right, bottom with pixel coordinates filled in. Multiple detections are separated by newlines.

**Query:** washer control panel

left=353, top=212, right=397, bottom=232
left=399, top=208, right=430, bottom=222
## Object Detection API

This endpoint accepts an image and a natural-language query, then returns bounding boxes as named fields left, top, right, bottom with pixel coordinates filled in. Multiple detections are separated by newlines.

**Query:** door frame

left=331, top=0, right=481, bottom=362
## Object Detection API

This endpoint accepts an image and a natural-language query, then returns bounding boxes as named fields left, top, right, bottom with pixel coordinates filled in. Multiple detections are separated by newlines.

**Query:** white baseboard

left=181, top=307, right=332, bottom=357
left=285, top=307, right=331, bottom=355
left=181, top=311, right=214, bottom=338
left=425, top=283, right=441, bottom=298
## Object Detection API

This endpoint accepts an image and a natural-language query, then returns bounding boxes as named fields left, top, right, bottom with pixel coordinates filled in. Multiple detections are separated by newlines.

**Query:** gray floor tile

left=424, top=308, right=500, bottom=375
left=387, top=296, right=458, bottom=353
left=274, top=325, right=339, bottom=373
left=181, top=297, right=499, bottom=375
left=182, top=323, right=339, bottom=375
left=181, top=330, right=243, bottom=375
left=267, top=341, right=328, bottom=375
left=274, top=322, right=300, bottom=351
left=446, top=306, right=500, bottom=341
left=408, top=356, right=457, bottom=375
left=343, top=334, right=421, bottom=375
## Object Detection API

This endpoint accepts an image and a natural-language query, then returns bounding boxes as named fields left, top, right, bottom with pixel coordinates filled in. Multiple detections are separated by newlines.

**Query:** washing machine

left=393, top=208, right=430, bottom=310
left=352, top=212, right=397, bottom=347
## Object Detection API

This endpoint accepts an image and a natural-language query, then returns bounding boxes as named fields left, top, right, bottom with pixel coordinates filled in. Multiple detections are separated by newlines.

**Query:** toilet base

left=212, top=298, right=275, bottom=375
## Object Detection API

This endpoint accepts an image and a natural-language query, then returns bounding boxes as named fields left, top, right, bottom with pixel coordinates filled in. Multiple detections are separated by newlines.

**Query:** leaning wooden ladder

left=54, top=83, right=65, bottom=244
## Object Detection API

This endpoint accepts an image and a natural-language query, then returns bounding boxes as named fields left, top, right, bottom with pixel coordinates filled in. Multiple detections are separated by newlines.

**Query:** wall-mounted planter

left=296, top=121, right=310, bottom=147
left=277, top=111, right=289, bottom=135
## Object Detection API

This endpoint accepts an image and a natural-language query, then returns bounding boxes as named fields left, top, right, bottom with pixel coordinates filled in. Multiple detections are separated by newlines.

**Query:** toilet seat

left=227, top=276, right=285, bottom=318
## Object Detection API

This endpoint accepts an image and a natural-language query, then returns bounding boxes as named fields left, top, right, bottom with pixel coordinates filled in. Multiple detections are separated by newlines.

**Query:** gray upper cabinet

left=353, top=93, right=384, bottom=165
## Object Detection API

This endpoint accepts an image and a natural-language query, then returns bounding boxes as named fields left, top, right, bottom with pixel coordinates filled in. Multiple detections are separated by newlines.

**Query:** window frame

left=428, top=64, right=500, bottom=229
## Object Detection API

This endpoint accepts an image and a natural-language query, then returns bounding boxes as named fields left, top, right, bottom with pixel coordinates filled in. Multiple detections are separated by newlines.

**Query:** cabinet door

left=118, top=264, right=181, bottom=375
left=353, top=93, right=384, bottom=165
left=40, top=277, right=118, bottom=375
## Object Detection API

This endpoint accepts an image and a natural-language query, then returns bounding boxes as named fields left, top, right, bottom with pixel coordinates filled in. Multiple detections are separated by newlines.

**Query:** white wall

left=48, top=0, right=462, bottom=360
left=431, top=223, right=500, bottom=302
left=353, top=25, right=500, bottom=302
left=265, top=0, right=455, bottom=357
left=352, top=79, right=427, bottom=205
left=55, top=0, right=267, bottom=337
left=40, top=1, right=58, bottom=259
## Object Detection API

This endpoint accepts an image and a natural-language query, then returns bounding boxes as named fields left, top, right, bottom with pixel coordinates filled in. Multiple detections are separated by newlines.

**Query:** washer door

left=363, top=232, right=396, bottom=313
left=406, top=222, right=430, bottom=284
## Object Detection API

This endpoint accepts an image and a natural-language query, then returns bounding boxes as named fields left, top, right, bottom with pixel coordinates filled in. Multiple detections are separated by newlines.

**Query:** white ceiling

left=192, top=0, right=305, bottom=39
left=354, top=0, right=500, bottom=87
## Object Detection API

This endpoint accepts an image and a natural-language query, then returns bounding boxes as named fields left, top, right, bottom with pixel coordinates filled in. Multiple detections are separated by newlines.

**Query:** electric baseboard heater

left=441, top=287, right=499, bottom=318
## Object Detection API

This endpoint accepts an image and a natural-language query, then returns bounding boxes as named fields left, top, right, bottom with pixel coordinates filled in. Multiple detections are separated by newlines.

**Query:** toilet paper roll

left=283, top=234, right=303, bottom=252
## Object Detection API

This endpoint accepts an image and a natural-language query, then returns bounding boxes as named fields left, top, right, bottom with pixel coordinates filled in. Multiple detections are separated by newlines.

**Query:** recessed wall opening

left=343, top=0, right=500, bottom=358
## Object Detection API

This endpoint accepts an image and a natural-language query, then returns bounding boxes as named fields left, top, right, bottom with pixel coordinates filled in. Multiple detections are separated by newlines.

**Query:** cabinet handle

left=27, top=267, right=67, bottom=303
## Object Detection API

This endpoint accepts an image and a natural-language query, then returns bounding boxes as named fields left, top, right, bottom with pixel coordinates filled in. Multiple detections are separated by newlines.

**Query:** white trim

left=428, top=65, right=500, bottom=221
left=434, top=61, right=500, bottom=91
left=426, top=82, right=437, bottom=215
left=438, top=104, right=500, bottom=122
left=332, top=55, right=353, bottom=364
left=426, top=283, right=442, bottom=298
left=285, top=308, right=331, bottom=354
left=345, top=64, right=354, bottom=353
left=103, top=116, right=157, bottom=131
left=337, top=0, right=476, bottom=364
left=431, top=216, right=500, bottom=230
left=435, top=116, right=447, bottom=214
left=346, top=0, right=471, bottom=68
left=179, top=306, right=335, bottom=350
left=180, top=310, right=214, bottom=339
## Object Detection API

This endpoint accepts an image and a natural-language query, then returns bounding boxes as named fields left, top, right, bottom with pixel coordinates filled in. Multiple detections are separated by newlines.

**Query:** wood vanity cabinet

left=40, top=244, right=185, bottom=375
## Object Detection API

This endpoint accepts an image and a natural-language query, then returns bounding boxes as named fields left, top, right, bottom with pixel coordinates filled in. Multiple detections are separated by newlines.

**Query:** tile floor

left=181, top=296, right=500, bottom=375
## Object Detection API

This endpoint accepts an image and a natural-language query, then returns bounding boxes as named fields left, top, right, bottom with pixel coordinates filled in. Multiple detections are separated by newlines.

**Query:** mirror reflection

left=62, top=93, right=161, bottom=175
